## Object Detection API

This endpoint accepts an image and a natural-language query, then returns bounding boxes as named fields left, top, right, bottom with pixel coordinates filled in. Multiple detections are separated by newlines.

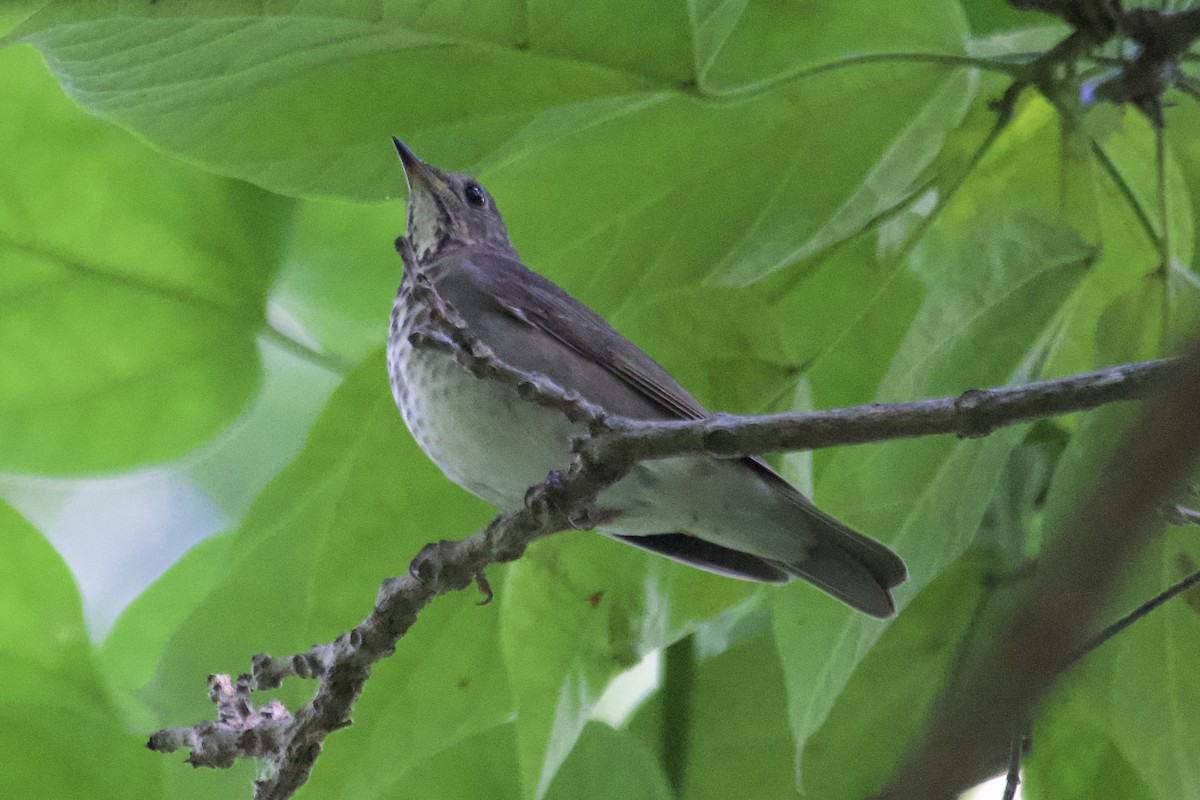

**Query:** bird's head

left=392, top=138, right=514, bottom=261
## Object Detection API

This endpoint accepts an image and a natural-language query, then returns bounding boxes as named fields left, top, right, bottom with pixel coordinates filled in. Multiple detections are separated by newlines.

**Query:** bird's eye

left=463, top=182, right=486, bottom=207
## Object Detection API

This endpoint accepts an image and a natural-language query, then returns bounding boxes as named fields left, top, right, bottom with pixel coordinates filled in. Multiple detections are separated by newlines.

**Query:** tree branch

left=584, top=358, right=1175, bottom=465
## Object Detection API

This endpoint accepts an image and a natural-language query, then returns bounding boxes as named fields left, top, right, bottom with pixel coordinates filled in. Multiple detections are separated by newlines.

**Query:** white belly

left=387, top=299, right=809, bottom=565
left=389, top=334, right=583, bottom=511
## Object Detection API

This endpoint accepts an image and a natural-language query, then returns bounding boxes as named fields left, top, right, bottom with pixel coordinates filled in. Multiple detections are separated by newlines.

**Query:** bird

left=386, top=139, right=907, bottom=617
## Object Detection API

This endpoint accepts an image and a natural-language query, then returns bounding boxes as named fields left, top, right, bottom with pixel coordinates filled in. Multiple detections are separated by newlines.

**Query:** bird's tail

left=776, top=511, right=907, bottom=618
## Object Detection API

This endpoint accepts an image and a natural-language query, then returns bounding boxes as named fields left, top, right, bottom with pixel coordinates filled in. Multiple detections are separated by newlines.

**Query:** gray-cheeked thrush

left=387, top=139, right=907, bottom=617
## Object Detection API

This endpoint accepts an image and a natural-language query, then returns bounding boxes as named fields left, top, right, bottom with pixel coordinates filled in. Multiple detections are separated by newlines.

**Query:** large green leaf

left=10, top=1, right=651, bottom=199
left=375, top=724, right=522, bottom=800
left=374, top=720, right=672, bottom=800
left=0, top=500, right=162, bottom=799
left=0, top=44, right=290, bottom=474
left=1105, top=530, right=1200, bottom=800
left=0, top=0, right=45, bottom=35
left=272, top=198, right=403, bottom=366
left=98, top=531, right=234, bottom=730
left=708, top=69, right=975, bottom=286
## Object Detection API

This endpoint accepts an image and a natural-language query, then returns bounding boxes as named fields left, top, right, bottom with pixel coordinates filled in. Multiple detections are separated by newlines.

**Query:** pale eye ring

left=463, top=183, right=486, bottom=207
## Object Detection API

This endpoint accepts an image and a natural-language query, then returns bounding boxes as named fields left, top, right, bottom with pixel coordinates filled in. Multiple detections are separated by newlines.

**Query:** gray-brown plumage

left=387, top=139, right=907, bottom=617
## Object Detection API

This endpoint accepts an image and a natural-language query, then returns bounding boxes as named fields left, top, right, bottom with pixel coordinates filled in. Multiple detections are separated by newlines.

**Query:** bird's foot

left=523, top=470, right=564, bottom=511
left=473, top=570, right=494, bottom=605
left=567, top=506, right=622, bottom=530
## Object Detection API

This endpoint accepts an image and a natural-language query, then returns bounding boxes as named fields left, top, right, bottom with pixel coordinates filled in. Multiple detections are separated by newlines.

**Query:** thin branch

left=1001, top=730, right=1024, bottom=800
left=584, top=357, right=1177, bottom=465
left=147, top=675, right=293, bottom=767
left=1073, top=567, right=1200, bottom=667
left=876, top=337, right=1200, bottom=800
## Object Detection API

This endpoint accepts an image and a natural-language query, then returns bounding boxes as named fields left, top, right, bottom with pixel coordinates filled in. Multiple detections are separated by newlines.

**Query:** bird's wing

left=463, top=249, right=710, bottom=421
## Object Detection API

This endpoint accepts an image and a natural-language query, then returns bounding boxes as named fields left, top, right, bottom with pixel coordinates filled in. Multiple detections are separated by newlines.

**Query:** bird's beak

left=392, top=137, right=446, bottom=196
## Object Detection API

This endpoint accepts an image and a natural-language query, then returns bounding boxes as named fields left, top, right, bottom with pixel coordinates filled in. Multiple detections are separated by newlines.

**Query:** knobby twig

left=148, top=251, right=1188, bottom=798
left=584, top=358, right=1174, bottom=465
left=148, top=675, right=292, bottom=768
left=876, top=338, right=1200, bottom=800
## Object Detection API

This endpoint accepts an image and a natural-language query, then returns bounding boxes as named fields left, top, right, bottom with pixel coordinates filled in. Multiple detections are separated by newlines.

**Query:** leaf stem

left=1088, top=138, right=1161, bottom=248
left=260, top=325, right=354, bottom=376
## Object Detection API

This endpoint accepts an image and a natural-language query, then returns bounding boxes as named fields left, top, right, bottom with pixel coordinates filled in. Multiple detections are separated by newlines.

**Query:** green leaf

left=373, top=719, right=673, bottom=800
left=13, top=1, right=650, bottom=199
left=0, top=499, right=94, bottom=706
left=1028, top=526, right=1200, bottom=800
left=272, top=198, right=402, bottom=365
left=1025, top=689, right=1154, bottom=800
left=631, top=621, right=799, bottom=800
left=501, top=534, right=758, bottom=799
left=99, top=531, right=234, bottom=729
left=960, top=0, right=1048, bottom=36
left=0, top=500, right=162, bottom=799
left=1164, top=99, right=1200, bottom=275
left=0, top=43, right=290, bottom=474
left=1084, top=107, right=1194, bottom=265
left=1044, top=103, right=1195, bottom=376
left=18, top=2, right=975, bottom=295
left=546, top=722, right=673, bottom=800
left=708, top=69, right=976, bottom=286
left=611, top=285, right=797, bottom=414
left=1106, top=535, right=1200, bottom=800
left=695, top=0, right=968, bottom=94
left=376, top=724, right=522, bottom=800
left=0, top=0, right=45, bottom=36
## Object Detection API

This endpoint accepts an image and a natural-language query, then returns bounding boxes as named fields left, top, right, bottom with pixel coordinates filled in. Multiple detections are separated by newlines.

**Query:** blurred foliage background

left=1, top=1, right=1199, bottom=798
